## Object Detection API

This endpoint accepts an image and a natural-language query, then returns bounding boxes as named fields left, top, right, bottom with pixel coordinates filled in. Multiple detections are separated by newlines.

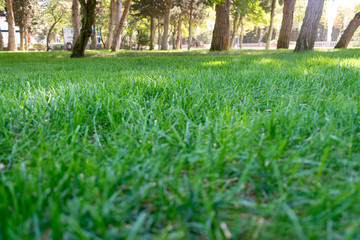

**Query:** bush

left=137, top=32, right=150, bottom=48
left=32, top=43, right=46, bottom=51
left=51, top=44, right=65, bottom=51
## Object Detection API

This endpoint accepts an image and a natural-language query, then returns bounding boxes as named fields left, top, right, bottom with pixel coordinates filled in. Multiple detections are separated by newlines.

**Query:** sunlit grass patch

left=201, top=60, right=227, bottom=66
left=0, top=49, right=360, bottom=239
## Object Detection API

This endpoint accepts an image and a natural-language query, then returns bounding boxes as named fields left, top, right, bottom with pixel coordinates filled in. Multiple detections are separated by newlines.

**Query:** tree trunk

left=111, top=0, right=132, bottom=52
left=230, top=12, right=241, bottom=48
left=176, top=15, right=182, bottom=50
left=19, top=28, right=24, bottom=51
left=0, top=30, right=3, bottom=50
left=46, top=13, right=65, bottom=52
left=265, top=0, right=276, bottom=50
left=150, top=15, right=155, bottom=50
left=210, top=0, right=230, bottom=51
left=71, top=0, right=97, bottom=58
left=129, top=35, right=132, bottom=49
left=24, top=16, right=28, bottom=51
left=91, top=14, right=97, bottom=49
left=106, top=0, right=115, bottom=49
left=161, top=0, right=172, bottom=50
left=24, top=30, right=28, bottom=51
left=335, top=12, right=360, bottom=49
left=46, top=23, right=56, bottom=51
left=239, top=15, right=244, bottom=49
left=158, top=17, right=161, bottom=50
left=294, top=0, right=325, bottom=52
left=114, top=0, right=122, bottom=50
left=137, top=32, right=140, bottom=50
left=172, top=29, right=176, bottom=49
left=6, top=0, right=16, bottom=51
left=277, top=0, right=296, bottom=49
left=258, top=28, right=267, bottom=47
left=72, top=0, right=80, bottom=45
left=187, top=0, right=194, bottom=50
left=115, top=0, right=122, bottom=26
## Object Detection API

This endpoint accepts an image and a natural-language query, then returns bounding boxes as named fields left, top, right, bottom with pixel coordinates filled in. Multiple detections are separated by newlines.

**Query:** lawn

left=0, top=49, right=360, bottom=239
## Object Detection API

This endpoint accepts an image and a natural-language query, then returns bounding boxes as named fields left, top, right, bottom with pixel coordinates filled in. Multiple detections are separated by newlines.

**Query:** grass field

left=1, top=49, right=360, bottom=239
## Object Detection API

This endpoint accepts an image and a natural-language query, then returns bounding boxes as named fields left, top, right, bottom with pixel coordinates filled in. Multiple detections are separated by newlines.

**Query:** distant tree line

left=1, top=0, right=359, bottom=56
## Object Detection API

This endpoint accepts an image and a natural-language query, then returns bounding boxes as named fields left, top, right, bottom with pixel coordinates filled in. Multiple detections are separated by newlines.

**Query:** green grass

left=1, top=49, right=360, bottom=239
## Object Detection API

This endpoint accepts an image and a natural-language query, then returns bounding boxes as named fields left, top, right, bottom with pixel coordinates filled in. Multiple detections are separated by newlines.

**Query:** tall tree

left=91, top=8, right=96, bottom=49
left=14, top=0, right=24, bottom=51
left=294, top=0, right=325, bottom=52
left=132, top=0, right=165, bottom=50
left=230, top=11, right=241, bottom=48
left=106, top=0, right=115, bottom=49
left=71, top=0, right=96, bottom=58
left=24, top=22, right=28, bottom=51
left=166, top=0, right=206, bottom=50
left=277, top=0, right=296, bottom=49
left=44, top=0, right=68, bottom=51
left=23, top=6, right=28, bottom=51
left=6, top=0, right=16, bottom=51
left=14, top=0, right=33, bottom=51
left=169, top=3, right=181, bottom=49
left=0, top=2, right=3, bottom=50
left=115, top=0, right=122, bottom=25
left=230, top=0, right=266, bottom=48
left=187, top=0, right=194, bottom=50
left=72, top=0, right=80, bottom=45
left=114, top=0, right=122, bottom=26
left=158, top=16, right=162, bottom=49
left=161, top=0, right=172, bottom=50
left=175, top=13, right=182, bottom=49
left=0, top=1, right=3, bottom=50
left=113, top=0, right=122, bottom=50
left=0, top=29, right=3, bottom=51
left=238, top=16, right=244, bottom=48
left=335, top=12, right=360, bottom=49
left=210, top=0, right=230, bottom=51
left=150, top=15, right=156, bottom=49
left=265, top=0, right=276, bottom=50
left=111, top=0, right=132, bottom=52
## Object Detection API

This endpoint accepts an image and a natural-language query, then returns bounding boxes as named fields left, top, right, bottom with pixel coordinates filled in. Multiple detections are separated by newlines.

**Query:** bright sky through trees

left=342, top=0, right=359, bottom=7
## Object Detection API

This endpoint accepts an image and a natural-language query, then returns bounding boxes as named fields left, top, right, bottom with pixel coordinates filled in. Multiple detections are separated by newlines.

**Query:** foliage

left=132, top=0, right=166, bottom=19
left=195, top=29, right=212, bottom=43
left=172, top=0, right=210, bottom=45
left=135, top=18, right=151, bottom=48
left=258, top=0, right=282, bottom=12
left=0, top=0, right=5, bottom=11
left=137, top=30, right=150, bottom=47
left=232, top=0, right=267, bottom=24
left=229, top=0, right=267, bottom=38
left=4, top=0, right=360, bottom=50
left=32, top=43, right=46, bottom=50
left=292, top=0, right=307, bottom=29
left=30, top=0, right=71, bottom=44
left=94, top=0, right=109, bottom=43
left=13, top=0, right=37, bottom=29
left=1, top=49, right=360, bottom=239
left=49, top=42, right=65, bottom=50
left=183, top=0, right=209, bottom=26
left=42, top=0, right=71, bottom=28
